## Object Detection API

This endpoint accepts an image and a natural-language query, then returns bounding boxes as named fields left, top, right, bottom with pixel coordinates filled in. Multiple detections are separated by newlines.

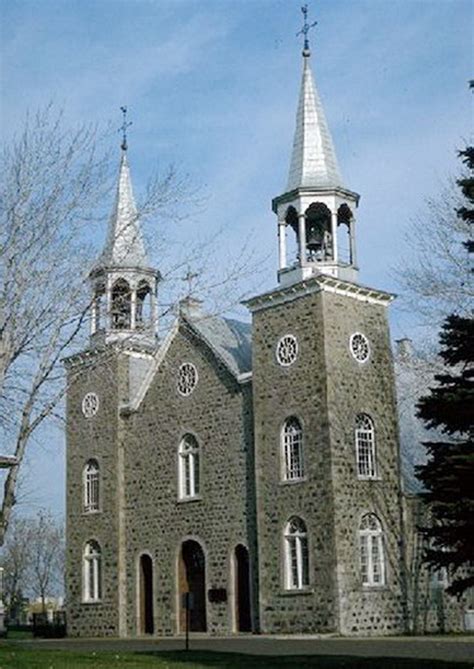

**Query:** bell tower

left=273, top=8, right=359, bottom=287
left=89, top=113, right=160, bottom=350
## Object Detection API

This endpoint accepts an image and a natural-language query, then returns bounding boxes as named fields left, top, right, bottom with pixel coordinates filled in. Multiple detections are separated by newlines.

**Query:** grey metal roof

left=99, top=151, right=149, bottom=268
left=183, top=311, right=252, bottom=377
left=286, top=53, right=344, bottom=192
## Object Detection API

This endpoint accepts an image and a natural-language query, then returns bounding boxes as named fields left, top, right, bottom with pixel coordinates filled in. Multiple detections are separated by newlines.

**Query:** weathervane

left=119, top=106, right=132, bottom=151
left=297, top=4, right=317, bottom=54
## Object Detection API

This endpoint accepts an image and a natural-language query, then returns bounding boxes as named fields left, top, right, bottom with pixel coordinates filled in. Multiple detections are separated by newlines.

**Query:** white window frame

left=349, top=332, right=370, bottom=363
left=178, top=434, right=200, bottom=500
left=276, top=334, right=298, bottom=367
left=83, top=459, right=100, bottom=513
left=83, top=540, right=102, bottom=602
left=359, top=514, right=385, bottom=587
left=281, top=417, right=304, bottom=481
left=355, top=414, right=377, bottom=479
left=284, top=517, right=309, bottom=590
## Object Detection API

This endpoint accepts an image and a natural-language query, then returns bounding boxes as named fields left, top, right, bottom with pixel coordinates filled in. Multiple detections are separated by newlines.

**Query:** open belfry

left=65, top=6, right=410, bottom=637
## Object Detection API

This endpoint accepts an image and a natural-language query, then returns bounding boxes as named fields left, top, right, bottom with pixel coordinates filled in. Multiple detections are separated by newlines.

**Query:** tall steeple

left=89, top=109, right=160, bottom=349
left=286, top=50, right=343, bottom=192
left=272, top=5, right=360, bottom=287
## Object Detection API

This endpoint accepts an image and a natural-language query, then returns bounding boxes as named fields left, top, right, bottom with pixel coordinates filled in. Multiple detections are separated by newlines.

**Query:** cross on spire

left=297, top=4, right=317, bottom=55
left=119, top=106, right=133, bottom=151
left=181, top=267, right=199, bottom=297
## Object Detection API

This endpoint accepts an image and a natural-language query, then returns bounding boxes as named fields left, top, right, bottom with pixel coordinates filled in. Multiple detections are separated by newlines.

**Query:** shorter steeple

left=89, top=112, right=160, bottom=349
left=272, top=5, right=360, bottom=288
left=99, top=150, right=148, bottom=269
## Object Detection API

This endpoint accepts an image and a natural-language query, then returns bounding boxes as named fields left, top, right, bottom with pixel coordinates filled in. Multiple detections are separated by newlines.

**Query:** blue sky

left=1, top=0, right=472, bottom=516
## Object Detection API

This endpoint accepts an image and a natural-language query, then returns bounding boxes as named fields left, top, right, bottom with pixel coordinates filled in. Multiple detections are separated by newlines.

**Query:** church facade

left=65, top=30, right=461, bottom=638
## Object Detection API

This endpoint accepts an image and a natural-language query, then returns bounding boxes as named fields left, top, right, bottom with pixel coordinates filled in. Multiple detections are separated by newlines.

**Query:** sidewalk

left=10, top=634, right=474, bottom=664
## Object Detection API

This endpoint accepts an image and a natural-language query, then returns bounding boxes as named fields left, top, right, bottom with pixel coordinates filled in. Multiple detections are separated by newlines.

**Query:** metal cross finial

left=119, top=106, right=132, bottom=151
left=297, top=4, right=317, bottom=53
left=182, top=267, right=199, bottom=297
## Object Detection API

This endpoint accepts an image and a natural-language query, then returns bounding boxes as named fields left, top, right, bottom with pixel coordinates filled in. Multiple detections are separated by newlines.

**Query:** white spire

left=286, top=53, right=344, bottom=192
left=100, top=151, right=149, bottom=268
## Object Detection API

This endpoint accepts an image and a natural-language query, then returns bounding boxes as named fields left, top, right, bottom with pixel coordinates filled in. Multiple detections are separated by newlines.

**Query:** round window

left=276, top=334, right=298, bottom=367
left=82, top=392, right=99, bottom=418
left=177, top=362, right=198, bottom=396
left=350, top=332, right=370, bottom=363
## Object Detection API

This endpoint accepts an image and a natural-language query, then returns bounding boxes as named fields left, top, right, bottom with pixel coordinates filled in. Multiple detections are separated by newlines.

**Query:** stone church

left=64, top=26, right=465, bottom=638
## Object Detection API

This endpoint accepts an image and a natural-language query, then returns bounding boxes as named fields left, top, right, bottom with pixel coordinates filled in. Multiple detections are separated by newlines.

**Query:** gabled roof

left=98, top=151, right=149, bottom=268
left=182, top=313, right=252, bottom=377
left=286, top=53, right=344, bottom=192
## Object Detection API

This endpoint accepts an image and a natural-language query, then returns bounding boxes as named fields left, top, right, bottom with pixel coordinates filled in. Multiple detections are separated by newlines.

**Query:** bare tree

left=395, top=178, right=473, bottom=327
left=0, top=107, right=111, bottom=544
left=1, top=516, right=32, bottom=621
left=28, top=511, right=64, bottom=613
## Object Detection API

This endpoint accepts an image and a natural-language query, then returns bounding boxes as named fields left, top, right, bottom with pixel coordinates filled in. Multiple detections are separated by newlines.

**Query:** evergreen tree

left=416, top=142, right=474, bottom=597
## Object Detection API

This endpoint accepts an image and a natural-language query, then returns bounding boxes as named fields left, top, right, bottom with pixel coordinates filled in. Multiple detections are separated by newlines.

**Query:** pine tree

left=416, top=142, right=474, bottom=597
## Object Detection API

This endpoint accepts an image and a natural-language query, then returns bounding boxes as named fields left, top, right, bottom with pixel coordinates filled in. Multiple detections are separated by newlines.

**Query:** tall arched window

left=282, top=417, right=304, bottom=481
left=83, top=459, right=100, bottom=512
left=83, top=540, right=102, bottom=602
left=111, top=278, right=131, bottom=329
left=284, top=517, right=309, bottom=590
left=359, top=514, right=385, bottom=586
left=178, top=434, right=200, bottom=499
left=355, top=414, right=376, bottom=478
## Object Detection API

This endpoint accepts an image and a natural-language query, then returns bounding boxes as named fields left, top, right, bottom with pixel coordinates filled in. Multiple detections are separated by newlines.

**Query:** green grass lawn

left=0, top=644, right=471, bottom=669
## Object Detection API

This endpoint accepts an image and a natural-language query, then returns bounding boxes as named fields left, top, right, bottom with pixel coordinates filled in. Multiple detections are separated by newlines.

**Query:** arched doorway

left=179, top=540, right=207, bottom=632
left=234, top=544, right=251, bottom=632
left=138, top=554, right=154, bottom=635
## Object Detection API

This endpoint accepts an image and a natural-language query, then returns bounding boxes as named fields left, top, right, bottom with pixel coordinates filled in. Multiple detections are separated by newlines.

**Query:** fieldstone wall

left=251, top=290, right=339, bottom=633
left=65, top=352, right=126, bottom=637
left=321, top=291, right=405, bottom=635
left=121, top=322, right=257, bottom=636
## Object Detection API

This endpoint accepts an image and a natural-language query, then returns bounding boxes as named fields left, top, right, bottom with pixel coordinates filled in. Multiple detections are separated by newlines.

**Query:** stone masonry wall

left=252, top=290, right=339, bottom=634
left=321, top=291, right=405, bottom=635
left=121, top=323, right=257, bottom=636
left=66, top=352, right=126, bottom=637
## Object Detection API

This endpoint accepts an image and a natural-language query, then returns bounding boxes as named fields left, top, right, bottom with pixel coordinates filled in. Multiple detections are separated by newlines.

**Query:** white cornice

left=244, top=275, right=395, bottom=313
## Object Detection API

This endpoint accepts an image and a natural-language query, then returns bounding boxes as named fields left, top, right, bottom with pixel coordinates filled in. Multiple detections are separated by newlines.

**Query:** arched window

left=111, top=278, right=131, bottom=329
left=83, top=540, right=102, bottom=602
left=282, top=417, right=304, bottom=481
left=355, top=414, right=376, bottom=478
left=83, top=459, right=100, bottom=512
left=178, top=435, right=200, bottom=499
left=359, top=514, right=385, bottom=586
left=284, top=517, right=309, bottom=590
left=136, top=280, right=152, bottom=327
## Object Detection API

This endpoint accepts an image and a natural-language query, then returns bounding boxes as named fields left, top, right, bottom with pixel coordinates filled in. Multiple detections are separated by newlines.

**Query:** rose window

left=276, top=335, right=298, bottom=367
left=177, top=362, right=198, bottom=396
left=82, top=392, right=99, bottom=418
left=350, top=333, right=370, bottom=363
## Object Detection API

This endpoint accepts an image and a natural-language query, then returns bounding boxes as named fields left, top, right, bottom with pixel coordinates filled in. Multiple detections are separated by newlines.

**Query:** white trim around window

left=83, top=540, right=102, bottom=603
left=359, top=513, right=385, bottom=587
left=284, top=516, right=309, bottom=590
left=178, top=434, right=200, bottom=500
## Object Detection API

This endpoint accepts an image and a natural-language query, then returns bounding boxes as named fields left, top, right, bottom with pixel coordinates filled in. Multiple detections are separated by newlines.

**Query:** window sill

left=357, top=476, right=382, bottom=482
left=280, top=477, right=307, bottom=486
left=177, top=495, right=202, bottom=504
left=81, top=599, right=102, bottom=605
left=280, top=588, right=313, bottom=596
left=361, top=584, right=388, bottom=591
left=82, top=509, right=101, bottom=516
